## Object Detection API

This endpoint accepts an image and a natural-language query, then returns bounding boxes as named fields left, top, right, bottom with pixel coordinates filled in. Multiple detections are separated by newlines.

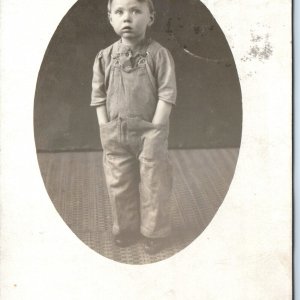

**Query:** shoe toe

left=144, top=238, right=165, bottom=255
left=114, top=232, right=140, bottom=247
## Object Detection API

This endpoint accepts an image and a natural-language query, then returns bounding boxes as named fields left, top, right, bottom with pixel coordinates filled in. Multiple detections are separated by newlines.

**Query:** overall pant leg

left=138, top=120, right=173, bottom=238
left=100, top=118, right=140, bottom=236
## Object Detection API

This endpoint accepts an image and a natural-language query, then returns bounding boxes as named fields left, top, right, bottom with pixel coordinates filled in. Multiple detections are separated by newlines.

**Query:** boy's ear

left=148, top=13, right=155, bottom=27
left=108, top=12, right=112, bottom=24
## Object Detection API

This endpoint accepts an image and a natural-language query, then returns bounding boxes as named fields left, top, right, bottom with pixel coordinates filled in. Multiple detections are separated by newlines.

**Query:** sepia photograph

left=34, top=0, right=242, bottom=264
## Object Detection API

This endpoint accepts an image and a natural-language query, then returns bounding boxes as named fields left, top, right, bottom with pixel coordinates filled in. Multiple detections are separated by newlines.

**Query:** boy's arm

left=96, top=105, right=109, bottom=125
left=152, top=47, right=177, bottom=124
left=152, top=100, right=172, bottom=125
left=91, top=50, right=109, bottom=125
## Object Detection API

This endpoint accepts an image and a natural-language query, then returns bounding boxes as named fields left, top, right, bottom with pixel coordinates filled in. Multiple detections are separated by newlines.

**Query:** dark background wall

left=34, top=0, right=242, bottom=151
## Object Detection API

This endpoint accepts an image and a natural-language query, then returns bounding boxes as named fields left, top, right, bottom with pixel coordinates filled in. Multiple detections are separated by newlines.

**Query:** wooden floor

left=37, top=148, right=239, bottom=264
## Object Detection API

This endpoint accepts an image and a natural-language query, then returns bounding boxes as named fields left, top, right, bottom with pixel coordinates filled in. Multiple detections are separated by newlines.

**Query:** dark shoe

left=144, top=238, right=166, bottom=255
left=114, top=232, right=140, bottom=248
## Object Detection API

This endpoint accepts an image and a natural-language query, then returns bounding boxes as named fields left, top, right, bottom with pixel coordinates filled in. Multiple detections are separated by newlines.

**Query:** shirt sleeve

left=155, top=47, right=177, bottom=105
left=90, top=51, right=106, bottom=107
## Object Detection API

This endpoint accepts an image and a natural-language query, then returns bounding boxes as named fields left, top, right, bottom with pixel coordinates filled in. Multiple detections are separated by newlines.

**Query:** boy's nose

left=122, top=11, right=132, bottom=22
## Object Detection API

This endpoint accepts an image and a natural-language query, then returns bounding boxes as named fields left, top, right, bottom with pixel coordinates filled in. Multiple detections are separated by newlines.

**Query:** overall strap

left=110, top=40, right=120, bottom=58
left=99, top=41, right=120, bottom=88
left=100, top=41, right=120, bottom=67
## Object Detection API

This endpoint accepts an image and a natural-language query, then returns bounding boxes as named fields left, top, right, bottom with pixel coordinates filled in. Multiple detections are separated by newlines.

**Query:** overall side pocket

left=99, top=118, right=118, bottom=151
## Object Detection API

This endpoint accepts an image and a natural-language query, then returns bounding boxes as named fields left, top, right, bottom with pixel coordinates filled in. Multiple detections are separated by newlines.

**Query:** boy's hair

left=107, top=0, right=155, bottom=14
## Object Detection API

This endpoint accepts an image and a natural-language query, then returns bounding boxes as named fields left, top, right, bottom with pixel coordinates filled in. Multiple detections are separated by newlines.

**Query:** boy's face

left=109, top=0, right=154, bottom=44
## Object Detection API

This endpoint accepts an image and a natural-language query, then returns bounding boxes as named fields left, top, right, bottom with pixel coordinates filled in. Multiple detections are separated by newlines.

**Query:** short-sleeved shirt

left=91, top=38, right=177, bottom=120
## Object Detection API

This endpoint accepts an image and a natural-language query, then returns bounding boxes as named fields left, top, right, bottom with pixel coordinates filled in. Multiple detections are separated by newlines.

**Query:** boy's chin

left=120, top=34, right=146, bottom=42
left=121, top=33, right=137, bottom=38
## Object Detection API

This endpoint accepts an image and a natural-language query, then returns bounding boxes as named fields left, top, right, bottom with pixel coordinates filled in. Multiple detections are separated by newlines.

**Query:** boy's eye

left=115, top=9, right=123, bottom=15
left=132, top=9, right=141, bottom=14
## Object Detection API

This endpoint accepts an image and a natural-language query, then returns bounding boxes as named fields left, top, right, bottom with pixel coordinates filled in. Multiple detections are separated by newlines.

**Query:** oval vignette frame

left=34, top=0, right=242, bottom=264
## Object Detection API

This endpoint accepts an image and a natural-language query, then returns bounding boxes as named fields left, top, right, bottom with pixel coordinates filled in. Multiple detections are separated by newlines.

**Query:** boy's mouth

left=122, top=26, right=132, bottom=31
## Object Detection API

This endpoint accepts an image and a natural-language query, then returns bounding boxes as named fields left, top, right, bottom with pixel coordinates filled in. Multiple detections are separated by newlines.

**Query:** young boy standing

left=91, top=0, right=177, bottom=254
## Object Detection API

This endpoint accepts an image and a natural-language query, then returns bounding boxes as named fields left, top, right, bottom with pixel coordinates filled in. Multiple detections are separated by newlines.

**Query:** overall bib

left=99, top=42, right=172, bottom=239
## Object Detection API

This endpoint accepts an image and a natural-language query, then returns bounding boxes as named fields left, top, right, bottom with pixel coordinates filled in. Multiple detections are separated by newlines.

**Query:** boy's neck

left=120, top=37, right=149, bottom=50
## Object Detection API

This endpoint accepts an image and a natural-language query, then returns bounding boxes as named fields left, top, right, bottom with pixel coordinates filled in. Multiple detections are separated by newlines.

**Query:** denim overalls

left=92, top=39, right=176, bottom=238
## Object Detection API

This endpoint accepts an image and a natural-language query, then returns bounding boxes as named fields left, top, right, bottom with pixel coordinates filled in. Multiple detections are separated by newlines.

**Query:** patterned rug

left=37, top=148, right=239, bottom=264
